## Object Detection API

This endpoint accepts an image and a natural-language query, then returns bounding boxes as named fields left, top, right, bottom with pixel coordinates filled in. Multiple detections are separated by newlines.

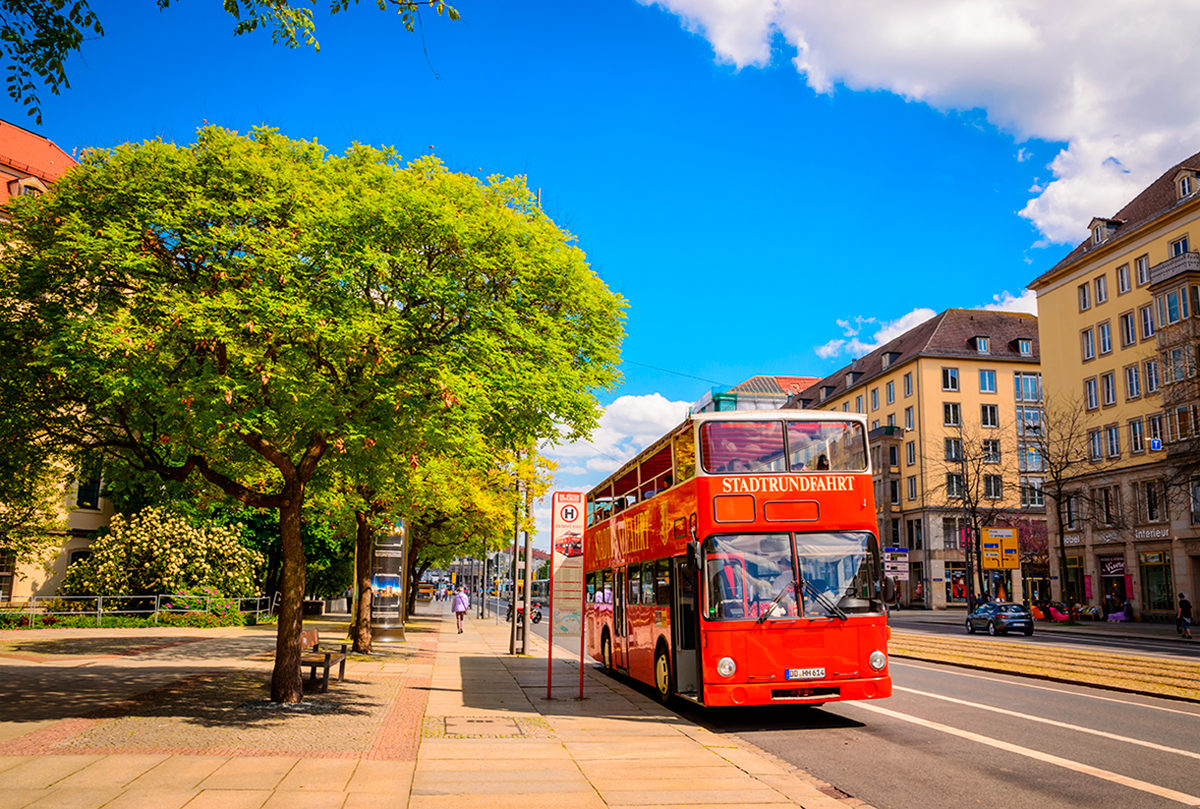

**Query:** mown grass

left=890, top=631, right=1200, bottom=701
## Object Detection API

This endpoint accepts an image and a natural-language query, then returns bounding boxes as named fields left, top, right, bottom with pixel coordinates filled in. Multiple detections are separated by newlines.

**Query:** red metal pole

left=547, top=549, right=554, bottom=700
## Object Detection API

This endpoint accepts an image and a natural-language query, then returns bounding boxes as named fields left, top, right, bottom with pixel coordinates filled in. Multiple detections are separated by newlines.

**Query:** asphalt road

left=504, top=601, right=1200, bottom=809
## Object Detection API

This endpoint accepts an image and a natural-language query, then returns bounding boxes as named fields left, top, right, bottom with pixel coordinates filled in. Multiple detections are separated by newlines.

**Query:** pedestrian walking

left=1178, top=593, right=1193, bottom=640
left=453, top=586, right=470, bottom=634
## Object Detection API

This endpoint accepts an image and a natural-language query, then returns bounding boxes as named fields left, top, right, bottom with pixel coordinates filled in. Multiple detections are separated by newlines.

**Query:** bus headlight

left=868, top=650, right=887, bottom=671
left=716, top=657, right=737, bottom=677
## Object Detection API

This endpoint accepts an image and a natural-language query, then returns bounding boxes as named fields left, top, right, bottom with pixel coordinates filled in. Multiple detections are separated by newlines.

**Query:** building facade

left=787, top=309, right=1046, bottom=610
left=1028, top=151, right=1200, bottom=622
left=0, top=121, right=109, bottom=604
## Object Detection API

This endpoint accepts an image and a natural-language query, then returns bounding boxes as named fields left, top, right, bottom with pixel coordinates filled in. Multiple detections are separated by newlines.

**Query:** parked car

left=965, top=602, right=1034, bottom=636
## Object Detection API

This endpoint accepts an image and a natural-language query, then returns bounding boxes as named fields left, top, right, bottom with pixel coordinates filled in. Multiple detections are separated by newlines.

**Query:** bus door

left=613, top=566, right=628, bottom=670
left=671, top=557, right=700, bottom=698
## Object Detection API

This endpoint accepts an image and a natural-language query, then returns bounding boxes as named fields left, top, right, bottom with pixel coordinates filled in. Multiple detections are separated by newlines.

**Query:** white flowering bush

left=60, top=506, right=263, bottom=598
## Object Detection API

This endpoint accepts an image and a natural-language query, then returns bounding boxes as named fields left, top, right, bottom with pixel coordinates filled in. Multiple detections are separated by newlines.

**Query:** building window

left=1116, top=263, right=1131, bottom=294
left=1139, top=480, right=1164, bottom=523
left=1081, top=328, right=1095, bottom=360
left=886, top=413, right=895, bottom=427
left=1078, top=283, right=1091, bottom=311
left=886, top=381, right=894, bottom=404
left=1119, top=312, right=1136, bottom=347
left=1149, top=414, right=1163, bottom=444
left=1101, top=371, right=1116, bottom=406
left=1139, top=552, right=1174, bottom=611
left=984, top=474, right=1003, bottom=500
left=944, top=402, right=961, bottom=426
left=856, top=395, right=863, bottom=413
left=1170, top=235, right=1190, bottom=257
left=1183, top=176, right=1195, bottom=198
left=888, top=445, right=899, bottom=467
left=1016, top=405, right=1042, bottom=436
left=1129, top=418, right=1145, bottom=453
left=870, top=388, right=879, bottom=410
left=1165, top=346, right=1195, bottom=383
left=1064, top=494, right=1078, bottom=529
left=1088, top=429, right=1103, bottom=460
left=979, top=369, right=996, bottom=393
left=0, top=551, right=14, bottom=601
left=905, top=406, right=914, bottom=430
left=975, top=336, right=990, bottom=354
left=1014, top=372, right=1041, bottom=402
left=1124, top=365, right=1141, bottom=400
left=1157, top=287, right=1187, bottom=326
left=1135, top=254, right=1150, bottom=285
left=907, top=476, right=917, bottom=501
left=842, top=403, right=849, bottom=411
left=1174, top=405, right=1193, bottom=441
left=982, top=439, right=1001, bottom=463
left=890, top=479, right=900, bottom=505
left=1098, top=321, right=1112, bottom=354
left=1097, top=485, right=1120, bottom=525
left=946, top=473, right=964, bottom=499
left=905, top=441, right=915, bottom=466
left=891, top=519, right=901, bottom=544
left=871, top=419, right=880, bottom=430
left=907, top=518, right=923, bottom=548
left=1094, top=275, right=1108, bottom=304
left=1105, top=424, right=1121, bottom=458
left=944, top=437, right=962, bottom=461
left=981, top=403, right=999, bottom=428
left=1019, top=443, right=1044, bottom=472
left=1191, top=476, right=1200, bottom=525
left=1140, top=304, right=1155, bottom=340
left=942, top=367, right=959, bottom=391
left=1145, top=359, right=1160, bottom=393
left=904, top=372, right=913, bottom=397
left=1017, top=338, right=1032, bottom=356
left=1092, top=224, right=1105, bottom=244
left=1084, top=377, right=1098, bottom=410
left=1020, top=477, right=1044, bottom=508
left=76, top=458, right=102, bottom=510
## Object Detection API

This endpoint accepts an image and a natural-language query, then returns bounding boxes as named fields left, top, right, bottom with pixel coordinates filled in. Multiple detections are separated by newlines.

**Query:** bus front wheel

left=654, top=647, right=671, bottom=703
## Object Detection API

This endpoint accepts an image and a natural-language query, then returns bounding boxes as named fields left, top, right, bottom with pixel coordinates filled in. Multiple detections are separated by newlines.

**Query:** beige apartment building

left=0, top=121, right=112, bottom=604
left=786, top=309, right=1045, bottom=610
left=1028, top=150, right=1200, bottom=622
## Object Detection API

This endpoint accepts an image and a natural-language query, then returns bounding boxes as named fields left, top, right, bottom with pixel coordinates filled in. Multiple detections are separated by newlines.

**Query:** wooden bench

left=299, top=628, right=347, bottom=692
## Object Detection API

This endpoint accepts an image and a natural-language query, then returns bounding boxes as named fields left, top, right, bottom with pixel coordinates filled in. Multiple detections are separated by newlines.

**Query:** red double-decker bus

left=583, top=410, right=892, bottom=707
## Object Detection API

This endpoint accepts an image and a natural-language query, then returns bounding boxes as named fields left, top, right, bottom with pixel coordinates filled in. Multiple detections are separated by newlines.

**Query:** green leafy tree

left=0, top=126, right=623, bottom=701
left=3, top=1, right=459, bottom=124
left=60, top=505, right=263, bottom=597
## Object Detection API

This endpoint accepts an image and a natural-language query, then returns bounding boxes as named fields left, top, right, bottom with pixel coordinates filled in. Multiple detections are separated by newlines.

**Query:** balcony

left=1148, top=250, right=1200, bottom=287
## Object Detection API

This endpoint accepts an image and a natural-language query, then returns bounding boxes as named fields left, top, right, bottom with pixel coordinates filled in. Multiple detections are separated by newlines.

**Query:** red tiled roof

left=727, top=375, right=821, bottom=396
left=0, top=119, right=75, bottom=206
left=1030, top=149, right=1200, bottom=287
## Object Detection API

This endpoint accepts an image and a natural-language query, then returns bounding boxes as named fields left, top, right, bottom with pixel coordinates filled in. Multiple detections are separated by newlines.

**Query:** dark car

left=965, top=602, right=1034, bottom=636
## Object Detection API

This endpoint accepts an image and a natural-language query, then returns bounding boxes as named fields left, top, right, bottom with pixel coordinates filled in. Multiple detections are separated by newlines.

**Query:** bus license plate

left=786, top=668, right=825, bottom=680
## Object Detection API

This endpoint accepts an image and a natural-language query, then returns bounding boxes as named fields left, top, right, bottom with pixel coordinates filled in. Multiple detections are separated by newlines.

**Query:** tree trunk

left=270, top=484, right=306, bottom=703
left=351, top=509, right=373, bottom=653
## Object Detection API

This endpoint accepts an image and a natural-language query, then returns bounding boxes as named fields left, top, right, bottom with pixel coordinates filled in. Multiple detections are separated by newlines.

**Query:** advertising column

left=548, top=491, right=586, bottom=698
left=370, top=522, right=406, bottom=642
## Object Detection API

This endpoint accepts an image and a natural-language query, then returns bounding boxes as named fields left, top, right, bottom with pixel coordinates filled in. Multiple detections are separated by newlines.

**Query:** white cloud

left=978, top=288, right=1038, bottom=314
left=814, top=307, right=936, bottom=359
left=641, top=0, right=1200, bottom=244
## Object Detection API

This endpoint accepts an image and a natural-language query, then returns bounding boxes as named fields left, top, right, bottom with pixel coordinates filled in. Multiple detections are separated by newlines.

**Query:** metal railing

left=0, top=594, right=272, bottom=627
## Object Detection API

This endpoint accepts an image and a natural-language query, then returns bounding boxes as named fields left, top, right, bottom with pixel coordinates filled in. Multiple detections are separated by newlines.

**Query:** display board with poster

left=549, top=491, right=586, bottom=698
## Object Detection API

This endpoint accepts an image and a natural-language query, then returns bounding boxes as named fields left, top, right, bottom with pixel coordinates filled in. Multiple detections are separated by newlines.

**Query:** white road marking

left=855, top=701, right=1200, bottom=806
left=895, top=685, right=1200, bottom=760
left=893, top=659, right=1200, bottom=717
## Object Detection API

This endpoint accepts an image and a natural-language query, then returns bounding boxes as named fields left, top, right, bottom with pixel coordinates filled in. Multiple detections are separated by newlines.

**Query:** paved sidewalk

left=0, top=611, right=858, bottom=809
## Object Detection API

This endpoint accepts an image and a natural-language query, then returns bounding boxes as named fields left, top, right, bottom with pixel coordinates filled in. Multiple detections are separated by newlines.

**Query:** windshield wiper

left=800, top=577, right=848, bottom=621
left=756, top=578, right=796, bottom=624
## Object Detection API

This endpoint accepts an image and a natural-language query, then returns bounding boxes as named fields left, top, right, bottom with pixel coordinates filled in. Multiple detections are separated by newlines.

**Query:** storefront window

left=1138, top=552, right=1174, bottom=611
left=1064, top=555, right=1084, bottom=604
left=944, top=562, right=967, bottom=603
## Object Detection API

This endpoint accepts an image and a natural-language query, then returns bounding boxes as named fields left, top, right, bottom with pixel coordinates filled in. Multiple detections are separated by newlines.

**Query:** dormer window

left=820, top=385, right=836, bottom=402
left=1093, top=225, right=1104, bottom=244
left=881, top=351, right=900, bottom=369
left=1175, top=168, right=1200, bottom=200
left=1017, top=339, right=1032, bottom=356
left=973, top=336, right=990, bottom=354
left=844, top=371, right=862, bottom=387
left=11, top=177, right=48, bottom=198
left=1088, top=217, right=1122, bottom=245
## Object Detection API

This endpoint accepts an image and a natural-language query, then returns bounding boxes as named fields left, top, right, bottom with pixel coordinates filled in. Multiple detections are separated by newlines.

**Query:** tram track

left=889, top=630, right=1200, bottom=701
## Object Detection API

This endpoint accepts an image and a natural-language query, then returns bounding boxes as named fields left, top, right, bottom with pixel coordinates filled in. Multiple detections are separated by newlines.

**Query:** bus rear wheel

left=654, top=647, right=671, bottom=703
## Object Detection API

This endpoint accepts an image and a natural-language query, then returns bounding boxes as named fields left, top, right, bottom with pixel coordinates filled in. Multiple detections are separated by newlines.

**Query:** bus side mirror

left=686, top=540, right=701, bottom=571
left=882, top=577, right=897, bottom=604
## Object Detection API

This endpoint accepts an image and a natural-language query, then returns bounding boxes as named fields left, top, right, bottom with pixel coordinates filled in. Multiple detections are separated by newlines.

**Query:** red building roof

left=0, top=119, right=75, bottom=205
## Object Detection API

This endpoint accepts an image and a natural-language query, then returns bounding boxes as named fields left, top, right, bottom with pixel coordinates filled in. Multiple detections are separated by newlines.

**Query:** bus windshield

left=700, top=420, right=868, bottom=474
left=704, top=531, right=882, bottom=620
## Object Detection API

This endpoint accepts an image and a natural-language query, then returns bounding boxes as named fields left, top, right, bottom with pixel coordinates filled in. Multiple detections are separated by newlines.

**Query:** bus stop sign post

left=548, top=491, right=586, bottom=700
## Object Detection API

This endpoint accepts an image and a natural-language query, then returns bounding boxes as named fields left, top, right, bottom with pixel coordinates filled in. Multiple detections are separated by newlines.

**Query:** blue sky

left=15, top=0, right=1200, bottom=546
